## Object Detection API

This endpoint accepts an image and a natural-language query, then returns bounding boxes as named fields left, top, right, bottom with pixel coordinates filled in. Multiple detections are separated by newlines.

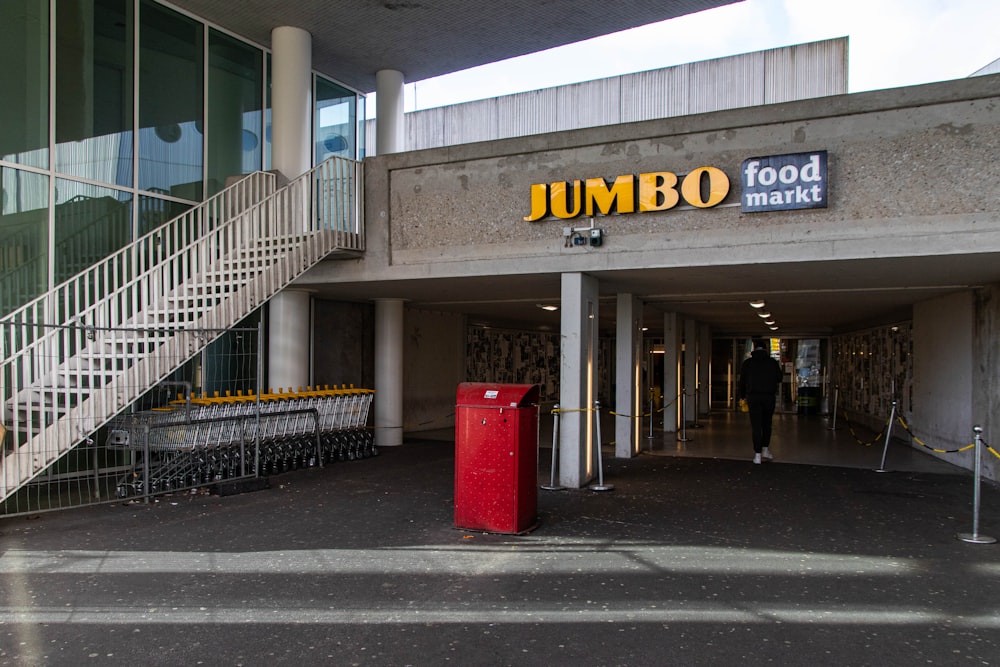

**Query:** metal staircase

left=0, top=156, right=364, bottom=503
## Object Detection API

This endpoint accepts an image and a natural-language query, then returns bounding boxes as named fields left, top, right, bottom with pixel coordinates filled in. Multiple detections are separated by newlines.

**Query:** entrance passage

left=640, top=411, right=962, bottom=474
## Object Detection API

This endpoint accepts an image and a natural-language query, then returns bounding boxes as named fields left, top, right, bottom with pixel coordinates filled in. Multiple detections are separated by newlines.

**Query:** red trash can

left=454, top=383, right=540, bottom=534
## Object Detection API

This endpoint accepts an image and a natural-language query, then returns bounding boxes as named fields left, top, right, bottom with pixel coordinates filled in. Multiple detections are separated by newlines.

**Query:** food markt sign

left=740, top=151, right=828, bottom=212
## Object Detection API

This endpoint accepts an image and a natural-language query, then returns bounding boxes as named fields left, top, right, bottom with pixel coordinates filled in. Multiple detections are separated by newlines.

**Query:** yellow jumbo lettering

left=523, top=183, right=550, bottom=221
left=680, top=166, right=730, bottom=208
left=638, top=172, right=680, bottom=211
left=585, top=175, right=635, bottom=216
left=550, top=180, right=583, bottom=219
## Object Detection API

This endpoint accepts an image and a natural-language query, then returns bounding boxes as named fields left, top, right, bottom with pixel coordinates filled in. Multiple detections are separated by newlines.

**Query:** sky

left=368, top=0, right=1000, bottom=118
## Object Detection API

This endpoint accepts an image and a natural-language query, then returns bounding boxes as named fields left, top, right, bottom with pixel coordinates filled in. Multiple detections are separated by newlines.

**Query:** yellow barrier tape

left=895, top=416, right=977, bottom=454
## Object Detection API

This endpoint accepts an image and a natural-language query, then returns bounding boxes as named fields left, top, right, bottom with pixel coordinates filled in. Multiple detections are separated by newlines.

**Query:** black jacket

left=739, top=349, right=783, bottom=399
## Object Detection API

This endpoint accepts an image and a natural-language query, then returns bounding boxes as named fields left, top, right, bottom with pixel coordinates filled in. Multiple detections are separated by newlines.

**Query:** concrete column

left=559, top=273, right=599, bottom=488
left=662, top=312, right=680, bottom=433
left=683, top=318, right=698, bottom=426
left=375, top=299, right=404, bottom=447
left=375, top=69, right=405, bottom=155
left=268, top=289, right=312, bottom=391
left=270, top=26, right=312, bottom=180
left=615, top=294, right=642, bottom=458
left=267, top=27, right=313, bottom=389
left=699, top=323, right=711, bottom=416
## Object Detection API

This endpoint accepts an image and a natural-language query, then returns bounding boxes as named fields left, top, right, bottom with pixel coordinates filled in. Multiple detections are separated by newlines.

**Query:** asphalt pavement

left=1, top=435, right=999, bottom=666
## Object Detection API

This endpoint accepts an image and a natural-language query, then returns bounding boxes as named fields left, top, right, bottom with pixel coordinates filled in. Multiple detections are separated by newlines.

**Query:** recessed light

left=749, top=300, right=766, bottom=308
left=537, top=304, right=558, bottom=311
left=757, top=311, right=771, bottom=318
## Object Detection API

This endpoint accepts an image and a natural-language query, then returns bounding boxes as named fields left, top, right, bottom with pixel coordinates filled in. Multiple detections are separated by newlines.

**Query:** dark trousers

left=747, top=394, right=776, bottom=453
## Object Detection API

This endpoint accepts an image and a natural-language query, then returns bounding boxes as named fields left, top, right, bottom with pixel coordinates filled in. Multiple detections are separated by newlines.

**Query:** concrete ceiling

left=167, top=0, right=741, bottom=92
left=305, top=251, right=1000, bottom=338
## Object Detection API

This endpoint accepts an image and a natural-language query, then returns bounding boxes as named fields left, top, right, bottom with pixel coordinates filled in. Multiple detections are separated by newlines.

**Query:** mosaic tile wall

left=832, top=322, right=913, bottom=419
left=465, top=326, right=612, bottom=403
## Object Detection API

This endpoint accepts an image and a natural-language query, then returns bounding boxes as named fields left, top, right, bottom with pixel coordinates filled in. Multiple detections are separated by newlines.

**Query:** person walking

left=738, top=340, right=784, bottom=464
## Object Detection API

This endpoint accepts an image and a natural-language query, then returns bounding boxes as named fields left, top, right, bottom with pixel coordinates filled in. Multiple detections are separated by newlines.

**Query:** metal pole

left=591, top=400, right=613, bottom=491
left=875, top=400, right=896, bottom=473
left=647, top=390, right=654, bottom=439
left=677, top=389, right=690, bottom=442
left=827, top=386, right=839, bottom=431
left=255, top=320, right=264, bottom=477
left=541, top=405, right=565, bottom=491
left=958, top=426, right=996, bottom=544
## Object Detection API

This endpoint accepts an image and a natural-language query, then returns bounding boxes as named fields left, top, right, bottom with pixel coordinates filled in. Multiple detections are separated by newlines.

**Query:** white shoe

left=753, top=453, right=762, bottom=464
left=762, top=447, right=773, bottom=461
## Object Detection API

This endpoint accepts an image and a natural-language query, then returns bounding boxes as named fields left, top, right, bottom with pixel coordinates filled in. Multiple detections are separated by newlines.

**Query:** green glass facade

left=0, top=0, right=365, bottom=317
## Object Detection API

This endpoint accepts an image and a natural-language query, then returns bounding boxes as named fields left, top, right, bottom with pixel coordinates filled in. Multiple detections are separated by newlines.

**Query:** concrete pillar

left=375, top=69, right=405, bottom=155
left=270, top=26, right=312, bottom=180
left=268, top=289, right=312, bottom=391
left=267, top=26, right=313, bottom=390
left=559, top=273, right=599, bottom=488
left=683, top=318, right=698, bottom=426
left=699, top=323, right=711, bottom=416
left=375, top=299, right=404, bottom=447
left=615, top=294, right=642, bottom=458
left=662, top=312, right=680, bottom=433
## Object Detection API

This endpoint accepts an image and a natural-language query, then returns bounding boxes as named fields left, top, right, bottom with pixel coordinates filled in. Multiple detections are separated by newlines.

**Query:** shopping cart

left=107, top=385, right=375, bottom=498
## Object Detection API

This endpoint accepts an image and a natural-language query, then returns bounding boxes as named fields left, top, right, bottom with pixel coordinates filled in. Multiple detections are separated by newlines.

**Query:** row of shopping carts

left=107, top=385, right=375, bottom=498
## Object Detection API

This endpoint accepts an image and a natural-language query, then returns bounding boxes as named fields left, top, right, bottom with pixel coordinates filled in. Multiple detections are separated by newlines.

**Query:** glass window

left=53, top=180, right=132, bottom=286
left=1, top=168, right=49, bottom=315
left=137, top=194, right=191, bottom=238
left=315, top=77, right=357, bottom=164
left=55, top=0, right=134, bottom=187
left=206, top=29, right=263, bottom=197
left=0, top=0, right=49, bottom=168
left=138, top=0, right=203, bottom=201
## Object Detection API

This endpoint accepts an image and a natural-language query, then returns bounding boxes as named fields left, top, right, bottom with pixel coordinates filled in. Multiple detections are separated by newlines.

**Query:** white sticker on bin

left=484, top=390, right=499, bottom=399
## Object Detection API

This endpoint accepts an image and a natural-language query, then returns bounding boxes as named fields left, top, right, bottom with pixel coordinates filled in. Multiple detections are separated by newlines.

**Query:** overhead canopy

left=166, top=0, right=741, bottom=91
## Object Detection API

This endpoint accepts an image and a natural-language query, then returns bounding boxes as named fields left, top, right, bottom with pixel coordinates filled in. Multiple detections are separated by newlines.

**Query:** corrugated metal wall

left=365, top=37, right=848, bottom=156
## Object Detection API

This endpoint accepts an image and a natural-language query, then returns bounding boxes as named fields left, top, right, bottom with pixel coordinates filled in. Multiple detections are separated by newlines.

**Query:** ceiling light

left=757, top=311, right=771, bottom=318
left=764, top=320, right=775, bottom=325
left=537, top=304, right=558, bottom=311
left=769, top=326, right=779, bottom=331
left=749, top=300, right=766, bottom=309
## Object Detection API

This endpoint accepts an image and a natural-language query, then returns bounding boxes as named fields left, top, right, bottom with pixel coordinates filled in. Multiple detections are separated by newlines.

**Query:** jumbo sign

left=523, top=167, right=730, bottom=222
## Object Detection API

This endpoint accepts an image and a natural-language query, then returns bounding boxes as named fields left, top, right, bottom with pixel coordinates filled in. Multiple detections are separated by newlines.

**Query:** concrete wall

left=317, top=75, right=1000, bottom=287
left=913, top=292, right=975, bottom=467
left=402, top=308, right=465, bottom=433
left=313, top=299, right=374, bottom=389
left=364, top=38, right=847, bottom=155
left=973, top=284, right=1000, bottom=481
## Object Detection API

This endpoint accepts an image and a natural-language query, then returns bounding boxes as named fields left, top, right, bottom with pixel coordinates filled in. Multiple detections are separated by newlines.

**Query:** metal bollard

left=677, top=389, right=691, bottom=442
left=590, top=400, right=614, bottom=492
left=647, top=391, right=655, bottom=439
left=541, top=405, right=565, bottom=491
left=957, top=426, right=996, bottom=544
left=827, top=387, right=839, bottom=431
left=874, top=400, right=896, bottom=473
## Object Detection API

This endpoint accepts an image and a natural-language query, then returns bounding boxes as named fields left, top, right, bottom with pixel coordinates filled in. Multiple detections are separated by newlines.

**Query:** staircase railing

left=1, top=156, right=364, bottom=502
